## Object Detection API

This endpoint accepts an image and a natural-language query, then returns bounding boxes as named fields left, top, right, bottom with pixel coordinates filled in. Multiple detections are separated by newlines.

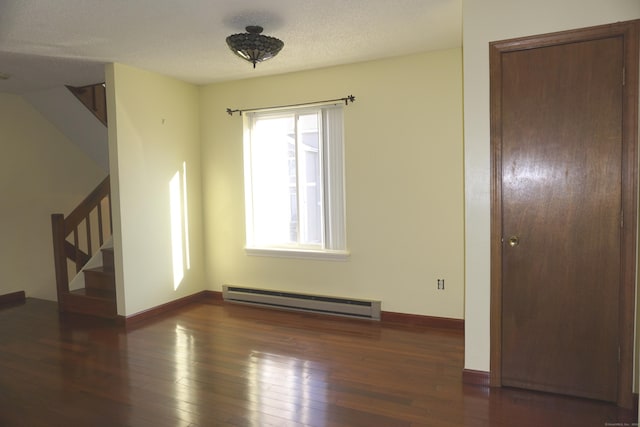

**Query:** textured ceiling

left=0, top=0, right=461, bottom=94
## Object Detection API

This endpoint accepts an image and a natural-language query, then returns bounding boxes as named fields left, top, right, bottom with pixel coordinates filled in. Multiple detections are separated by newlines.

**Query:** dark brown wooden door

left=500, top=36, right=623, bottom=402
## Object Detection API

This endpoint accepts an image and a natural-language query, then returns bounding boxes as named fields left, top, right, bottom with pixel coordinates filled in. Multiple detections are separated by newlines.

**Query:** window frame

left=242, top=104, right=349, bottom=260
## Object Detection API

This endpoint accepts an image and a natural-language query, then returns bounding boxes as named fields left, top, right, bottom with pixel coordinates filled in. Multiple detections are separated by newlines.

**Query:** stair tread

left=63, top=289, right=117, bottom=319
left=84, top=266, right=114, bottom=275
left=70, top=287, right=116, bottom=300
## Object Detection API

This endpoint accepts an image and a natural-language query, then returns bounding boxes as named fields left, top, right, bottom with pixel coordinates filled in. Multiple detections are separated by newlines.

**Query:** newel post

left=51, top=214, right=69, bottom=306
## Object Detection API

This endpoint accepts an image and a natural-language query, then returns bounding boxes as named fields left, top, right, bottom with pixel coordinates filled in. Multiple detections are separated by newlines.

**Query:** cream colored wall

left=462, top=0, right=640, bottom=373
left=201, top=49, right=464, bottom=318
left=0, top=92, right=105, bottom=300
left=106, top=63, right=205, bottom=316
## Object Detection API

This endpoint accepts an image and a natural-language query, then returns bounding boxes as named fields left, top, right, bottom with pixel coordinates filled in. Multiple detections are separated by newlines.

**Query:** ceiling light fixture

left=226, top=26, right=284, bottom=69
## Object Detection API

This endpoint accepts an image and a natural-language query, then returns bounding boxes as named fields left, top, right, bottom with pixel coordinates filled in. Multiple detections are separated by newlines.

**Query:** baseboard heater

left=223, top=285, right=381, bottom=320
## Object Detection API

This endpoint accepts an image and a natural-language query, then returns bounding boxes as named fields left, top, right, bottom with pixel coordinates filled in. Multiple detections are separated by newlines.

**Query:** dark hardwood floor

left=0, top=298, right=634, bottom=426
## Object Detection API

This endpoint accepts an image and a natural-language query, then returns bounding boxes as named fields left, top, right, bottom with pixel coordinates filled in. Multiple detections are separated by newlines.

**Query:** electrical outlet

left=437, top=279, right=445, bottom=290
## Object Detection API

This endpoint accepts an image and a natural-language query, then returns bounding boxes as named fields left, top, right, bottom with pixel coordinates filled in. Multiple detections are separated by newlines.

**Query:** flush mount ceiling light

left=226, top=25, right=284, bottom=68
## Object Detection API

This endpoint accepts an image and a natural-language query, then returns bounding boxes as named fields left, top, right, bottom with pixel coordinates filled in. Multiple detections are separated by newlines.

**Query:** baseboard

left=462, top=369, right=491, bottom=387
left=118, top=290, right=211, bottom=328
left=201, top=290, right=223, bottom=301
left=381, top=311, right=464, bottom=330
left=0, top=291, right=26, bottom=306
left=117, top=291, right=462, bottom=332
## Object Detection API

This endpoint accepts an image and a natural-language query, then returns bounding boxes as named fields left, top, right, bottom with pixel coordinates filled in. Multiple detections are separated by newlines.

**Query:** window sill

left=245, top=247, right=350, bottom=261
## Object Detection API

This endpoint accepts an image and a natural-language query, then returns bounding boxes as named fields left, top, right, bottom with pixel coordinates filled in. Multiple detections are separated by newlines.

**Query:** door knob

left=508, top=236, right=520, bottom=247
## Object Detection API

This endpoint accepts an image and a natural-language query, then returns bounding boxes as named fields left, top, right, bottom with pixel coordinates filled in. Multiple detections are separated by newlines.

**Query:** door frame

left=489, top=20, right=639, bottom=408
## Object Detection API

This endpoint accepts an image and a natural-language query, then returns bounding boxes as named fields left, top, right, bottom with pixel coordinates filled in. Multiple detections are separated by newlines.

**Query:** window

left=243, top=104, right=347, bottom=260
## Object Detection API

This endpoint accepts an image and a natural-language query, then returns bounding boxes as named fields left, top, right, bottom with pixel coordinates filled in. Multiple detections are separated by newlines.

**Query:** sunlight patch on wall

left=169, top=162, right=191, bottom=290
left=182, top=161, right=191, bottom=270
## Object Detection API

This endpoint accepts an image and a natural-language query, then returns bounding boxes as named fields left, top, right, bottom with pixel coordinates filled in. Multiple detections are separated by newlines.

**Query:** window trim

left=245, top=247, right=350, bottom=261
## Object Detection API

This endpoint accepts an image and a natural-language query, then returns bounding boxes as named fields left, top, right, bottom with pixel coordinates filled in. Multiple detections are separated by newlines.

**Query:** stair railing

left=51, top=175, right=112, bottom=303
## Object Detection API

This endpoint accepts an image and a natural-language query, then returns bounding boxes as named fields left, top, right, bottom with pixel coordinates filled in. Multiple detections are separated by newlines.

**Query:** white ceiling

left=0, top=0, right=461, bottom=94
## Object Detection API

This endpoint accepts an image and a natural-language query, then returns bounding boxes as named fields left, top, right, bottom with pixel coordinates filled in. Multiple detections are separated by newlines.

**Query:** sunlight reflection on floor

left=248, top=351, right=327, bottom=426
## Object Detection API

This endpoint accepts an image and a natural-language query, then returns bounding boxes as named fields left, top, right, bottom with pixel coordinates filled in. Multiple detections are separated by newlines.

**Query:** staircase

left=51, top=83, right=118, bottom=319
left=51, top=82, right=116, bottom=319
left=51, top=176, right=117, bottom=319
left=65, top=247, right=117, bottom=318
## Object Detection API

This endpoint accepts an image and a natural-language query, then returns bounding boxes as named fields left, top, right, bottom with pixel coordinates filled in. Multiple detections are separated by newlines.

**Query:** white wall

left=201, top=49, right=464, bottom=318
left=0, top=92, right=105, bottom=300
left=106, top=63, right=205, bottom=316
left=462, top=0, right=640, bottom=372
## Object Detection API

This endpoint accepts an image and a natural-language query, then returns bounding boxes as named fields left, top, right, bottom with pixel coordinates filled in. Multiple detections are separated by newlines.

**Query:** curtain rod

left=226, top=95, right=355, bottom=116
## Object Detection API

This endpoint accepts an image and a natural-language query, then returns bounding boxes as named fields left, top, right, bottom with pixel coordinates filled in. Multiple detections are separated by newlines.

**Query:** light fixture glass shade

left=226, top=26, right=284, bottom=68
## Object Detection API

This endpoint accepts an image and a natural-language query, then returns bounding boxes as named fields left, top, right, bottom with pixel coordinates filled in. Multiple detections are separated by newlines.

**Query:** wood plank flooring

left=0, top=298, right=634, bottom=426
